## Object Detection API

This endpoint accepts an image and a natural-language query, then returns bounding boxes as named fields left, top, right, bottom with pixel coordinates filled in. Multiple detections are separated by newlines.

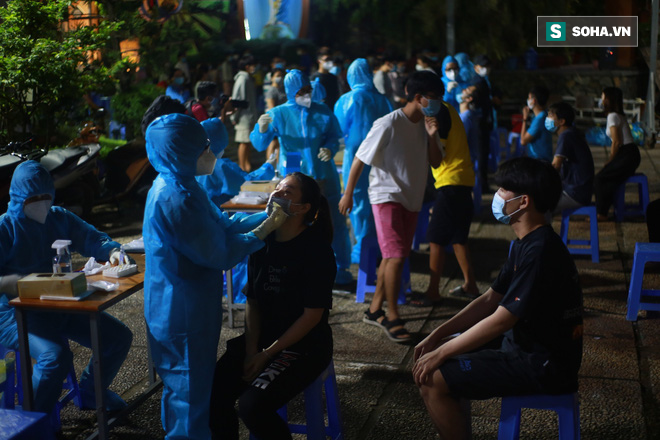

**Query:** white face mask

left=445, top=70, right=457, bottom=81
left=415, top=64, right=424, bottom=71
left=527, top=98, right=535, bottom=109
left=216, top=149, right=224, bottom=159
left=322, top=61, right=334, bottom=71
left=195, top=147, right=217, bottom=175
left=477, top=66, right=488, bottom=77
left=295, top=93, right=312, bottom=108
left=23, top=199, right=52, bottom=224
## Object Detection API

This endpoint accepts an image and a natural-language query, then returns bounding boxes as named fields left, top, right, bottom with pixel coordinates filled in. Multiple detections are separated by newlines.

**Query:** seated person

left=413, top=157, right=583, bottom=440
left=520, top=85, right=553, bottom=162
left=546, top=102, right=595, bottom=214
left=209, top=172, right=336, bottom=440
left=0, top=161, right=133, bottom=413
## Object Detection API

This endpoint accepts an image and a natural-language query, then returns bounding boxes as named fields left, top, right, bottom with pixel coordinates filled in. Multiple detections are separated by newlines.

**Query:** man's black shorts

left=426, top=185, right=474, bottom=246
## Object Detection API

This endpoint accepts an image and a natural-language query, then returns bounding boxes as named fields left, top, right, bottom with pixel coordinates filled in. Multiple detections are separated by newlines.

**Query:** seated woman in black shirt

left=209, top=172, right=336, bottom=440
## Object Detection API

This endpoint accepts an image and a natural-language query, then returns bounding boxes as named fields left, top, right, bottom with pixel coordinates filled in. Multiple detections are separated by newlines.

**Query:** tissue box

left=18, top=273, right=87, bottom=299
left=240, top=180, right=279, bottom=193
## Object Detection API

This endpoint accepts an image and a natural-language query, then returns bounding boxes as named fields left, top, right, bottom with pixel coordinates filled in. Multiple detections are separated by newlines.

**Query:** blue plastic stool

left=626, top=242, right=660, bottom=321
left=614, top=173, right=650, bottom=222
left=250, top=361, right=344, bottom=440
left=412, top=201, right=434, bottom=251
left=0, top=408, right=56, bottom=440
left=559, top=206, right=600, bottom=263
left=498, top=393, right=580, bottom=440
left=356, top=235, right=409, bottom=305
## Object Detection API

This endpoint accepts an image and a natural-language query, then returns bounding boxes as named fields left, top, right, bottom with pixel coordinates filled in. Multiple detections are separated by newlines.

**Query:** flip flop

left=409, top=295, right=443, bottom=307
left=449, top=285, right=479, bottom=299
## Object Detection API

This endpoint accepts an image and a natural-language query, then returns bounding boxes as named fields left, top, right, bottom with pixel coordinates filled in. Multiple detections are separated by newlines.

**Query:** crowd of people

left=0, top=44, right=653, bottom=440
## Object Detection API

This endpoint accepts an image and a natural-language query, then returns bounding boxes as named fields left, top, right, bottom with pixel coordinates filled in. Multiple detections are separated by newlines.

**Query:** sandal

left=362, top=308, right=386, bottom=329
left=381, top=317, right=412, bottom=343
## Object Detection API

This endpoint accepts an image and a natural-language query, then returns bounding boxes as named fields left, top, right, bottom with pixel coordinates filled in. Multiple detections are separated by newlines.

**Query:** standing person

left=413, top=157, right=583, bottom=440
left=311, top=49, right=341, bottom=111
left=0, top=161, right=133, bottom=414
left=593, top=86, right=641, bottom=221
left=189, top=81, right=220, bottom=123
left=338, top=71, right=445, bottom=342
left=389, top=59, right=408, bottom=107
left=143, top=113, right=287, bottom=439
left=546, top=101, right=595, bottom=214
left=470, top=54, right=493, bottom=193
left=373, top=56, right=396, bottom=108
left=232, top=55, right=259, bottom=172
left=411, top=97, right=478, bottom=306
left=251, top=69, right=353, bottom=285
left=265, top=68, right=287, bottom=110
left=209, top=173, right=336, bottom=440
left=334, top=58, right=393, bottom=264
left=520, top=85, right=553, bottom=162
left=166, top=68, right=191, bottom=104
left=440, top=56, right=462, bottom=111
left=454, top=53, right=475, bottom=85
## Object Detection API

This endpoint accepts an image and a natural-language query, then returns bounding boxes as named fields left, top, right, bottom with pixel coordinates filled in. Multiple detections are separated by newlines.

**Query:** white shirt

left=356, top=109, right=429, bottom=212
left=606, top=112, right=634, bottom=145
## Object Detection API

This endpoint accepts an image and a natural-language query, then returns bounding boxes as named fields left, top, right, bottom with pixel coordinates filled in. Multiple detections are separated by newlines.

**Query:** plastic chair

left=559, top=206, right=600, bottom=263
left=250, top=361, right=344, bottom=440
left=626, top=242, right=660, bottom=321
left=412, top=201, right=434, bottom=251
left=356, top=234, right=409, bottom=305
left=498, top=393, right=580, bottom=440
left=0, top=408, right=56, bottom=440
left=614, top=173, right=650, bottom=222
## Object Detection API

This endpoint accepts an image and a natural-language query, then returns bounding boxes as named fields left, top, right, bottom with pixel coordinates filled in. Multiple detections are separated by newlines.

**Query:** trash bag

left=631, top=122, right=645, bottom=146
left=585, top=126, right=610, bottom=146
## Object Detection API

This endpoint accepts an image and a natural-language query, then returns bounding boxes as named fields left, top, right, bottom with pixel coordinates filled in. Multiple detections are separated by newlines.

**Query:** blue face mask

left=421, top=97, right=442, bottom=117
left=174, top=77, right=184, bottom=86
left=457, top=92, right=463, bottom=104
left=491, top=193, right=523, bottom=224
left=544, top=116, right=559, bottom=133
left=274, top=62, right=284, bottom=69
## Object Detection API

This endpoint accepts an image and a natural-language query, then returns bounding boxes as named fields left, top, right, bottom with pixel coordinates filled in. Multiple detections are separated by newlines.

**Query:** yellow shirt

left=432, top=103, right=476, bottom=189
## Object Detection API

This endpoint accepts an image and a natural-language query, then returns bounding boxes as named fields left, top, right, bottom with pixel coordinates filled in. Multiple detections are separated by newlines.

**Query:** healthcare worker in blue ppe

left=441, top=55, right=464, bottom=111
left=312, top=77, right=328, bottom=106
left=143, top=113, right=287, bottom=440
left=454, top=53, right=475, bottom=85
left=197, top=118, right=277, bottom=304
left=334, top=58, right=392, bottom=263
left=0, top=160, right=132, bottom=414
left=250, top=69, right=353, bottom=284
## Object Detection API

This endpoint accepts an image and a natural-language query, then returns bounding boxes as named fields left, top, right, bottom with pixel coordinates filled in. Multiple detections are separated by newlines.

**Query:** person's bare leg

left=369, top=258, right=388, bottom=316
left=383, top=257, right=405, bottom=321
left=419, top=369, right=469, bottom=440
left=425, top=243, right=446, bottom=300
left=238, top=142, right=252, bottom=172
left=452, top=243, right=479, bottom=296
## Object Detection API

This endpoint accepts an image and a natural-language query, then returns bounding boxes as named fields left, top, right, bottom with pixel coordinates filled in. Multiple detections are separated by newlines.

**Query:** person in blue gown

left=143, top=113, right=287, bottom=439
left=440, top=55, right=464, bottom=111
left=334, top=58, right=392, bottom=263
left=250, top=69, right=353, bottom=284
left=0, top=160, right=132, bottom=414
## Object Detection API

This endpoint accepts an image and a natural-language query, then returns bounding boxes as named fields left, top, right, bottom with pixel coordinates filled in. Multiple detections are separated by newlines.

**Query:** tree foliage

left=0, top=0, right=119, bottom=145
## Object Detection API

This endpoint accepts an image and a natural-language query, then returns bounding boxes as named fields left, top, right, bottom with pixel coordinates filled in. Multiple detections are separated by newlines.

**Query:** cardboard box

left=17, top=273, right=87, bottom=299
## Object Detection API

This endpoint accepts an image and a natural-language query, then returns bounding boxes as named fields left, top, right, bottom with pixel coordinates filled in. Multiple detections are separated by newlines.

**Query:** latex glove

left=0, top=274, right=21, bottom=297
left=109, top=248, right=131, bottom=266
left=252, top=202, right=288, bottom=240
left=266, top=152, right=278, bottom=167
left=447, top=81, right=458, bottom=92
left=318, top=147, right=332, bottom=162
left=258, top=114, right=273, bottom=133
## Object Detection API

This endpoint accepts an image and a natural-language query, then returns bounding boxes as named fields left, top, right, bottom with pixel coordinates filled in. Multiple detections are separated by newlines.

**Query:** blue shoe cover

left=79, top=388, right=128, bottom=412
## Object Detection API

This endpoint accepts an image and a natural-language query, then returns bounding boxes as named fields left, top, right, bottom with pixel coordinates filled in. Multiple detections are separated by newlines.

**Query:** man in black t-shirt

left=413, top=157, right=583, bottom=440
left=310, top=49, right=340, bottom=110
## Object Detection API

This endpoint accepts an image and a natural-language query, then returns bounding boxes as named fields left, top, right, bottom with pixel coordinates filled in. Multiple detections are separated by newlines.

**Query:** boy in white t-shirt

left=339, top=71, right=445, bottom=343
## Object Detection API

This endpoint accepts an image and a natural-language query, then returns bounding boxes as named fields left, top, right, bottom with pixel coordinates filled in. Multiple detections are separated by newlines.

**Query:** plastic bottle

left=52, top=239, right=73, bottom=273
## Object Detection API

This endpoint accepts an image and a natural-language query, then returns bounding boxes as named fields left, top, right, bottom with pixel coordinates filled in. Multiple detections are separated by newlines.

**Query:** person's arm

left=265, top=98, right=275, bottom=110
left=607, top=116, right=624, bottom=163
left=414, top=287, right=503, bottom=360
left=425, top=117, right=444, bottom=168
left=552, top=155, right=565, bottom=171
left=520, top=106, right=534, bottom=145
left=413, top=304, right=518, bottom=386
left=338, top=156, right=365, bottom=215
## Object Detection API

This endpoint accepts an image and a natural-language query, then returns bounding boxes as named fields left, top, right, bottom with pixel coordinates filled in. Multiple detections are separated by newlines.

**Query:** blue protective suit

left=196, top=118, right=272, bottom=304
left=455, top=52, right=475, bottom=84
left=143, top=113, right=265, bottom=439
left=441, top=55, right=465, bottom=111
left=0, top=161, right=132, bottom=413
left=312, top=77, right=327, bottom=104
left=250, top=69, right=352, bottom=283
left=333, top=59, right=392, bottom=264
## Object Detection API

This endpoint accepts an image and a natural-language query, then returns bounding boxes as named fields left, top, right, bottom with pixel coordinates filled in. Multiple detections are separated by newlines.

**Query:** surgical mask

left=477, top=66, right=488, bottom=77
left=491, top=193, right=523, bottom=224
left=274, top=62, right=284, bottom=69
left=446, top=70, right=458, bottom=81
left=266, top=195, right=301, bottom=216
left=457, top=92, right=464, bottom=104
left=545, top=117, right=558, bottom=133
left=295, top=93, right=312, bottom=108
left=23, top=200, right=52, bottom=224
left=322, top=61, right=334, bottom=71
left=273, top=76, right=283, bottom=85
left=174, top=77, right=184, bottom=85
left=329, top=66, right=340, bottom=76
left=415, top=64, right=424, bottom=71
left=421, top=97, right=442, bottom=117
left=195, top=147, right=217, bottom=175
left=527, top=98, right=535, bottom=109
left=597, top=98, right=604, bottom=110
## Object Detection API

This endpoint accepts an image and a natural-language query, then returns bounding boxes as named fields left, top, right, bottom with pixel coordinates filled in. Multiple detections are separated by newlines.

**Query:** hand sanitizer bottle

left=52, top=240, right=73, bottom=273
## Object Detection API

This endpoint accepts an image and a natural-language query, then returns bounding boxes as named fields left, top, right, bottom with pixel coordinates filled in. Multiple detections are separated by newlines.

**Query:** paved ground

left=52, top=140, right=660, bottom=439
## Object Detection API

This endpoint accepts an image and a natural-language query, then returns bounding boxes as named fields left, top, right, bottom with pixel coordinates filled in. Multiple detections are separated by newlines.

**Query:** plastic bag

left=585, top=126, right=610, bottom=146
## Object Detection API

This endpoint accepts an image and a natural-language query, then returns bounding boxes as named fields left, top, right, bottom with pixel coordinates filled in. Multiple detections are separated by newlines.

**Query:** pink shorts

left=372, top=202, right=419, bottom=259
